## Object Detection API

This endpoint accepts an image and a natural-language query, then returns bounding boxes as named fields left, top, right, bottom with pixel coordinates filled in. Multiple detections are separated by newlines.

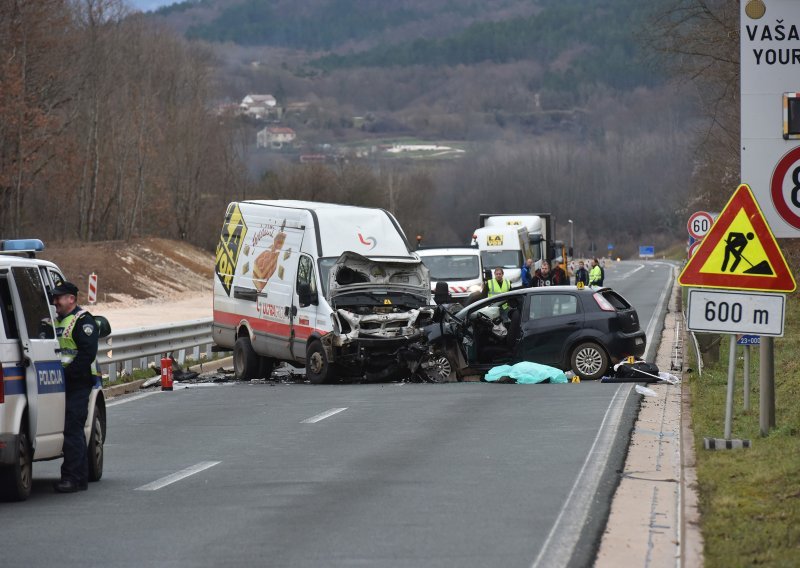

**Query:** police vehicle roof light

left=0, top=239, right=45, bottom=253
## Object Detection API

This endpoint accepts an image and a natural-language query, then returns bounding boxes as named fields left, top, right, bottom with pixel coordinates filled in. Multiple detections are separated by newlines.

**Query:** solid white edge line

left=136, top=461, right=221, bottom=491
left=531, top=384, right=633, bottom=568
left=645, top=265, right=676, bottom=350
left=301, top=407, right=348, bottom=424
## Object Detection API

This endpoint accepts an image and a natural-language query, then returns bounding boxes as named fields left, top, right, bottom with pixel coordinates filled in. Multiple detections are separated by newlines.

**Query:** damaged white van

left=212, top=200, right=437, bottom=383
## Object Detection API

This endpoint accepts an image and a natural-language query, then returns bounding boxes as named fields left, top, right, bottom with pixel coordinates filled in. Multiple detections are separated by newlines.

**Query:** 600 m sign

left=687, top=289, right=785, bottom=336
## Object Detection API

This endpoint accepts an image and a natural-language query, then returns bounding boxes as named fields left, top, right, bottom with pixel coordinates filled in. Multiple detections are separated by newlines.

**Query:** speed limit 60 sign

left=686, top=289, right=785, bottom=336
left=687, top=211, right=713, bottom=239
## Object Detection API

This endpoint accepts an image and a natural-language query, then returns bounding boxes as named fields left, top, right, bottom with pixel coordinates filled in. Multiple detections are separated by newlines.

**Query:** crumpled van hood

left=328, top=251, right=430, bottom=299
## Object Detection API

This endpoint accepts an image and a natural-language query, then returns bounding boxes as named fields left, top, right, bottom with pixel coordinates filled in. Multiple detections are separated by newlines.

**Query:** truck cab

left=0, top=239, right=105, bottom=501
left=470, top=226, right=532, bottom=288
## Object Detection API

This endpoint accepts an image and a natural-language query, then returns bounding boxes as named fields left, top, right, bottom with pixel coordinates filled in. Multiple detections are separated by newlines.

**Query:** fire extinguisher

left=160, top=356, right=173, bottom=391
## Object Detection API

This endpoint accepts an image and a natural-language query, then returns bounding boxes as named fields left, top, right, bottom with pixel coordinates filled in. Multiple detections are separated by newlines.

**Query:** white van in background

left=212, top=200, right=436, bottom=384
left=470, top=226, right=533, bottom=288
left=416, top=247, right=484, bottom=301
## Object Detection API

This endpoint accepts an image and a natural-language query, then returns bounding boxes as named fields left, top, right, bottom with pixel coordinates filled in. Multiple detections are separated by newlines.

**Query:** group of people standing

left=517, top=257, right=604, bottom=288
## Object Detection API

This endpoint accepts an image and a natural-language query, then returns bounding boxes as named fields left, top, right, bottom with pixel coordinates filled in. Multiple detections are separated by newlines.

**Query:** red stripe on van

left=213, top=310, right=327, bottom=340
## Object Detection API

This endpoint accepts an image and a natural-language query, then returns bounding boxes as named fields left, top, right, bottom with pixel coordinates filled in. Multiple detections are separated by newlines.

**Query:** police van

left=0, top=239, right=106, bottom=501
left=213, top=200, right=437, bottom=383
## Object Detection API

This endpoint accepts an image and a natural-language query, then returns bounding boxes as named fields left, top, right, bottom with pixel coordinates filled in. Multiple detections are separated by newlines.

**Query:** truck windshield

left=420, top=255, right=480, bottom=281
left=480, top=250, right=523, bottom=270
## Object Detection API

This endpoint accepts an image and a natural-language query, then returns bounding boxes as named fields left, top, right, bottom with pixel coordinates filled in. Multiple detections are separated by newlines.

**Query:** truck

left=469, top=225, right=532, bottom=288
left=478, top=214, right=557, bottom=268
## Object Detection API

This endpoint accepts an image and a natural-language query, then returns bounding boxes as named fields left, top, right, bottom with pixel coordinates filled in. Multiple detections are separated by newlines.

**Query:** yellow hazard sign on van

left=486, top=234, right=504, bottom=246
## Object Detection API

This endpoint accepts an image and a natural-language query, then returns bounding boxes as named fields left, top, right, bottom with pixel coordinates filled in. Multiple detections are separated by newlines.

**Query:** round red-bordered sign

left=688, top=240, right=702, bottom=258
left=687, top=211, right=713, bottom=239
left=770, top=145, right=800, bottom=229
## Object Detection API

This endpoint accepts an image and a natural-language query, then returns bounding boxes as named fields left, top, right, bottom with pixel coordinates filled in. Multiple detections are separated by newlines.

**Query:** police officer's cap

left=51, top=282, right=79, bottom=297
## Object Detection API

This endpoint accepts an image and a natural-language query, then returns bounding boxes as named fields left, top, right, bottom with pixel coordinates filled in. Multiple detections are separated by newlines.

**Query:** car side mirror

left=297, top=283, right=317, bottom=307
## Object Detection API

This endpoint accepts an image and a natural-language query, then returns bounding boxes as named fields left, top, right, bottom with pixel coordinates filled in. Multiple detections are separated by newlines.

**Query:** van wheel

left=306, top=340, right=335, bottom=385
left=87, top=404, right=105, bottom=482
left=570, top=342, right=609, bottom=381
left=234, top=336, right=260, bottom=380
left=0, top=423, right=32, bottom=501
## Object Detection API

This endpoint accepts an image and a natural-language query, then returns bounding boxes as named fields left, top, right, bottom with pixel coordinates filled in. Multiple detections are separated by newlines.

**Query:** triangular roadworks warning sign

left=679, top=184, right=796, bottom=292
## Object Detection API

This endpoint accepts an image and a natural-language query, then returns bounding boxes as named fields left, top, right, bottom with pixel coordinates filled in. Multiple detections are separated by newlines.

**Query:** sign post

left=680, top=184, right=796, bottom=443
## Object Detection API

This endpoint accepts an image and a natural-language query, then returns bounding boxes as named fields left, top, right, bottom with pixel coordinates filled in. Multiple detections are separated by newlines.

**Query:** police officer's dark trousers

left=61, top=386, right=92, bottom=485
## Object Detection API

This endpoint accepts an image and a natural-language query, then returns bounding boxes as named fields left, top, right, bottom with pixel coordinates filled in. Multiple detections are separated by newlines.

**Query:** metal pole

left=743, top=344, right=750, bottom=411
left=760, top=336, right=775, bottom=436
left=568, top=220, right=574, bottom=252
left=724, top=335, right=736, bottom=439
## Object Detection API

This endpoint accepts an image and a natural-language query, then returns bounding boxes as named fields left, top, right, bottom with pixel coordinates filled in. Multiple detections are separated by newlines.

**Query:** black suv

left=430, top=286, right=646, bottom=380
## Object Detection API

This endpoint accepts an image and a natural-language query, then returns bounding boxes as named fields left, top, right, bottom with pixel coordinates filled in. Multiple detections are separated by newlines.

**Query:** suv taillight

left=0, top=365, right=4, bottom=403
left=593, top=292, right=616, bottom=312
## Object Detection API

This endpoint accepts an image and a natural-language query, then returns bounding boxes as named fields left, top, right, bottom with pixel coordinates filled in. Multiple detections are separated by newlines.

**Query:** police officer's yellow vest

left=487, top=278, right=511, bottom=297
left=56, top=310, right=99, bottom=376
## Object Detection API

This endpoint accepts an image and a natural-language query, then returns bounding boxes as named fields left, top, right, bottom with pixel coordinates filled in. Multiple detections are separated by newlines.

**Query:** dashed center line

left=136, top=461, right=221, bottom=491
left=301, top=407, right=348, bottom=423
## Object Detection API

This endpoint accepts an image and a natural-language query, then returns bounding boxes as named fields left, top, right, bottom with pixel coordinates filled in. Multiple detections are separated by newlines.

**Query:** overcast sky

left=129, top=0, right=176, bottom=11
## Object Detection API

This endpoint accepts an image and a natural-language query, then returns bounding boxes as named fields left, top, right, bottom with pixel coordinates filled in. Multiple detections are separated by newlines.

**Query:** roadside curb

left=596, top=266, right=704, bottom=567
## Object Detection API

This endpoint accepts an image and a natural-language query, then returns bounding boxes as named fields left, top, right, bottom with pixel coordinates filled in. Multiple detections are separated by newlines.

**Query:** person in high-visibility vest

left=52, top=281, right=99, bottom=494
left=589, top=258, right=603, bottom=287
left=487, top=268, right=511, bottom=297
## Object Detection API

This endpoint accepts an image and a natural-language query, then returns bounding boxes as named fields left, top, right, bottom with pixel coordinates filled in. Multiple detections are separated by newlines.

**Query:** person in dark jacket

left=550, top=259, right=568, bottom=286
left=52, top=282, right=98, bottom=493
left=574, top=260, right=590, bottom=286
left=532, top=260, right=553, bottom=287
left=520, top=258, right=534, bottom=288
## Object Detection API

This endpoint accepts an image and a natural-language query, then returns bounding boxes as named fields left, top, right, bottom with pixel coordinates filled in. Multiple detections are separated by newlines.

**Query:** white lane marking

left=107, top=391, right=161, bottom=407
left=136, top=461, right=221, bottom=491
left=301, top=407, right=348, bottom=423
left=614, top=264, right=645, bottom=280
left=530, top=384, right=633, bottom=568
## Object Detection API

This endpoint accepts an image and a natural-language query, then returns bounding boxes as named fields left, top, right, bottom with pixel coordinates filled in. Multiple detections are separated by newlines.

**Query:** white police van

left=0, top=239, right=105, bottom=501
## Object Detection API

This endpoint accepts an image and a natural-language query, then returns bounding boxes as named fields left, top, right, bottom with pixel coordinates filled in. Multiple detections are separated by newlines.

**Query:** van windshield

left=318, top=257, right=338, bottom=296
left=480, top=250, right=523, bottom=270
left=420, top=255, right=480, bottom=281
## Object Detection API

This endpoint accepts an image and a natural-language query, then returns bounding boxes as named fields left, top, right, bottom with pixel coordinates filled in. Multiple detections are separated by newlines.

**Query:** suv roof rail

left=0, top=239, right=45, bottom=258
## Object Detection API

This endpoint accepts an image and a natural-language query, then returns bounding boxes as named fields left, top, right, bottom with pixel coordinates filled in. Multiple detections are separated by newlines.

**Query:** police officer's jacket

left=56, top=307, right=99, bottom=391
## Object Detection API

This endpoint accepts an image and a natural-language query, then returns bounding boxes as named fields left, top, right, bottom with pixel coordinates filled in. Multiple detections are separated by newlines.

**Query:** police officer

left=51, top=282, right=98, bottom=493
left=487, top=267, right=511, bottom=297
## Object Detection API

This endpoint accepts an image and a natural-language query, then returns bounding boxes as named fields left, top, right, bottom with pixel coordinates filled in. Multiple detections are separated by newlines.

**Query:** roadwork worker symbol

left=721, top=230, right=773, bottom=275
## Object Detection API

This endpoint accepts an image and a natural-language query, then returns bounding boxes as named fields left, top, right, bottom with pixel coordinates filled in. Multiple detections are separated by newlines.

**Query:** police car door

left=8, top=267, right=64, bottom=456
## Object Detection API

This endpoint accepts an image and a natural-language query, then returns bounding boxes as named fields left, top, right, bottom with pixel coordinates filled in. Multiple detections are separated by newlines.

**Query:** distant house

left=257, top=126, right=296, bottom=149
left=240, top=94, right=277, bottom=119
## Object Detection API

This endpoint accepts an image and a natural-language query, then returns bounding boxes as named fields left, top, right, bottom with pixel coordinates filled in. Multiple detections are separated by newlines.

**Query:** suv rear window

left=600, top=290, right=631, bottom=310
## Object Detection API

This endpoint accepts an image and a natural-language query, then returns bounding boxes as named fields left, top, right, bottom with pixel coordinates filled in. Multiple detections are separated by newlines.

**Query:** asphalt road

left=2, top=260, right=675, bottom=568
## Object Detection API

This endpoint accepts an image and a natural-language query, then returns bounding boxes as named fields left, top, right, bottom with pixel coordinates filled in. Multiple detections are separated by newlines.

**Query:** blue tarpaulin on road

left=484, top=362, right=568, bottom=384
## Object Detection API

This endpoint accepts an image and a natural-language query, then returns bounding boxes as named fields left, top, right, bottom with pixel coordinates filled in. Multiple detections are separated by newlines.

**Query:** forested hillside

left=2, top=0, right=731, bottom=258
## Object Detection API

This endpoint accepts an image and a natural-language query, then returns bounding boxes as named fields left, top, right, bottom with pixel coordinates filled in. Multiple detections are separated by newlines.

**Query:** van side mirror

left=297, top=283, right=317, bottom=307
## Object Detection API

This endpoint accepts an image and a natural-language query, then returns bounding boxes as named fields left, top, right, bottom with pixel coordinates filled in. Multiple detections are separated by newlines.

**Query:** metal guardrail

left=96, top=317, right=225, bottom=380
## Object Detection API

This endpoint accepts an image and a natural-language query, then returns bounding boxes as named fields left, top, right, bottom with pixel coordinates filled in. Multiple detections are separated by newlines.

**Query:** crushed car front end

left=325, top=252, right=436, bottom=380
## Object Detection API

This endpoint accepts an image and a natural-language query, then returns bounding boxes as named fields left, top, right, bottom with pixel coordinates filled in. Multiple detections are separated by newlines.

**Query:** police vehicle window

left=0, top=277, right=20, bottom=340
left=10, top=267, right=55, bottom=340
left=296, top=255, right=317, bottom=296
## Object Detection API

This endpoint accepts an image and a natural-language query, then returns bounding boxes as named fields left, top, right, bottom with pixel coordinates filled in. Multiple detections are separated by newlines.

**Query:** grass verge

left=690, top=293, right=800, bottom=566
